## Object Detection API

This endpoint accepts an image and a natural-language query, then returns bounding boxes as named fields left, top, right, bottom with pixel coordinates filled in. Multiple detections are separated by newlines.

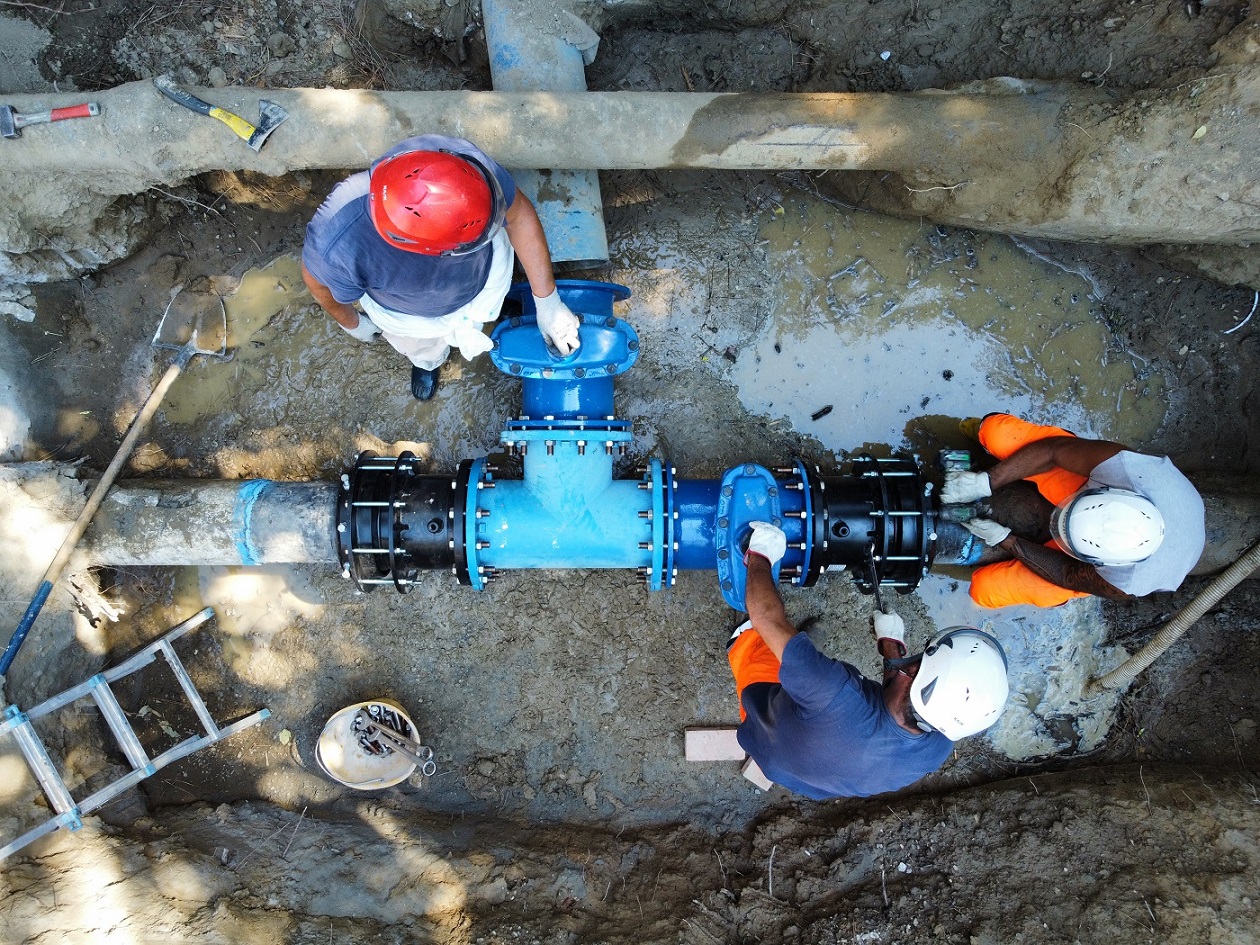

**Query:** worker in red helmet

left=302, top=135, right=580, bottom=401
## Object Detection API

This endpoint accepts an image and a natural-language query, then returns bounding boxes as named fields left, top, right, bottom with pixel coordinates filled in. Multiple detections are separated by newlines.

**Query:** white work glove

left=872, top=610, right=907, bottom=658
left=341, top=312, right=381, bottom=342
left=533, top=290, right=581, bottom=356
left=448, top=319, right=495, bottom=361
left=941, top=469, right=992, bottom=505
left=744, top=521, right=787, bottom=566
left=964, top=517, right=1012, bottom=547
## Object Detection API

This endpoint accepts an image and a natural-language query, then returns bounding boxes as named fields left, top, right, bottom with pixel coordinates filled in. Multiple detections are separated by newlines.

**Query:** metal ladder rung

left=75, top=709, right=270, bottom=821
left=0, top=608, right=269, bottom=863
left=7, top=709, right=76, bottom=816
left=156, top=639, right=219, bottom=738
left=87, top=676, right=151, bottom=771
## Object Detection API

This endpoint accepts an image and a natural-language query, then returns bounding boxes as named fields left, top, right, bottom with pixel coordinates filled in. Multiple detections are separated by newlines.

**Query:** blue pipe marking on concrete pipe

left=234, top=479, right=270, bottom=566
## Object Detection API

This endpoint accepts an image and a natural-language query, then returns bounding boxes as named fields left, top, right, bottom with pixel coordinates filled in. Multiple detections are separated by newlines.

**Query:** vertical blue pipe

left=522, top=377, right=614, bottom=421
left=482, top=0, right=609, bottom=266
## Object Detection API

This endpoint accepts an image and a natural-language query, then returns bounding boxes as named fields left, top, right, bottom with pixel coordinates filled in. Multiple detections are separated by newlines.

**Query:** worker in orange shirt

left=944, top=413, right=1205, bottom=608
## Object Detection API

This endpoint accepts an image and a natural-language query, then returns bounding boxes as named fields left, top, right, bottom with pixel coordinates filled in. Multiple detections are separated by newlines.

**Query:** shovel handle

left=0, top=358, right=188, bottom=680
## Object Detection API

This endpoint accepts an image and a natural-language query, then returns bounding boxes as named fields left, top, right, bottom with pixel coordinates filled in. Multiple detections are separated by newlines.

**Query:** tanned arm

left=502, top=193, right=558, bottom=300
left=744, top=556, right=797, bottom=660
left=302, top=262, right=363, bottom=331
left=987, top=436, right=1126, bottom=490
left=995, top=533, right=1133, bottom=599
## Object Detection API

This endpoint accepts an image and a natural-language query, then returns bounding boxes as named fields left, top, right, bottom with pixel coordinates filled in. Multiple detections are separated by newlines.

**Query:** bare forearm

left=988, top=436, right=1124, bottom=489
left=302, top=262, right=361, bottom=329
left=997, top=534, right=1131, bottom=599
left=987, top=439, right=1069, bottom=489
left=745, top=557, right=797, bottom=660
left=503, top=195, right=557, bottom=299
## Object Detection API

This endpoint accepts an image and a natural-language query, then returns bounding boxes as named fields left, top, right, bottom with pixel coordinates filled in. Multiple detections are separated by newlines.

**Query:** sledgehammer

left=0, top=101, right=100, bottom=139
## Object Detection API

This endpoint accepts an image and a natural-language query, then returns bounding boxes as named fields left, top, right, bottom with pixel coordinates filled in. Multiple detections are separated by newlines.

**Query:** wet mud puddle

left=915, top=574, right=1125, bottom=761
left=155, top=253, right=509, bottom=466
left=159, top=254, right=306, bottom=427
left=733, top=194, right=1167, bottom=453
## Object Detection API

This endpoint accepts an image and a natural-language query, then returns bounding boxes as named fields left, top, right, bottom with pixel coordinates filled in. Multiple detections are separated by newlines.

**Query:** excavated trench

left=1, top=2, right=1260, bottom=943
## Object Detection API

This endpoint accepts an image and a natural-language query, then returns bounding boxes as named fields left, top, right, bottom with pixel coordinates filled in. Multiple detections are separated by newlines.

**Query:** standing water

left=733, top=194, right=1167, bottom=453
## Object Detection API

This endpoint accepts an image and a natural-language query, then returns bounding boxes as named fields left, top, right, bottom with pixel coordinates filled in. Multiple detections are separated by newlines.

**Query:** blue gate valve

left=335, top=281, right=937, bottom=607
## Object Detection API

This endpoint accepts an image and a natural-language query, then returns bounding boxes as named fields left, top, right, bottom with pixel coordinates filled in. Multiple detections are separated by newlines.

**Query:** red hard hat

left=368, top=149, right=506, bottom=256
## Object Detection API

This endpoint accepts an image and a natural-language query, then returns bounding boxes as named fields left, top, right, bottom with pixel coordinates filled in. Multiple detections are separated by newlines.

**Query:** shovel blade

left=153, top=285, right=229, bottom=358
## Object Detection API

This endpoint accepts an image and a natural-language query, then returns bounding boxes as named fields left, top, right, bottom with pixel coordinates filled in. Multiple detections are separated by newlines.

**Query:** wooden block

left=684, top=727, right=744, bottom=761
left=741, top=757, right=774, bottom=791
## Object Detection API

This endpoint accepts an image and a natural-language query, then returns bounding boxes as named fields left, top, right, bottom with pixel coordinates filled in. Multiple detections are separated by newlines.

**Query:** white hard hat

left=911, top=628, right=1009, bottom=741
left=1049, top=486, right=1164, bottom=566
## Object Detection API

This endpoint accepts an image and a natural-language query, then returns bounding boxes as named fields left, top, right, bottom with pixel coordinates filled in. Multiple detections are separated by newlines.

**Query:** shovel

left=0, top=287, right=230, bottom=678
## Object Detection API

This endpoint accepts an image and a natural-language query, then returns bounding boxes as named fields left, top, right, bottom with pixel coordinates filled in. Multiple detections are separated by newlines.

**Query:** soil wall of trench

left=2, top=764, right=1257, bottom=944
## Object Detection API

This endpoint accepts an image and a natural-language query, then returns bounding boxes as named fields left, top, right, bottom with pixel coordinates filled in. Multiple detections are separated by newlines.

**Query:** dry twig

left=905, top=181, right=971, bottom=195
left=281, top=805, right=307, bottom=858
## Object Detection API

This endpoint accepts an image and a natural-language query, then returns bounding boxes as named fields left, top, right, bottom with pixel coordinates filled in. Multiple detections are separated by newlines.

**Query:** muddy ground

left=1, top=1, right=1259, bottom=943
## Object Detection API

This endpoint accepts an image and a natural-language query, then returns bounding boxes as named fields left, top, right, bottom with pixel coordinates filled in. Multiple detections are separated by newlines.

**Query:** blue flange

left=491, top=281, right=638, bottom=384
left=714, top=464, right=784, bottom=610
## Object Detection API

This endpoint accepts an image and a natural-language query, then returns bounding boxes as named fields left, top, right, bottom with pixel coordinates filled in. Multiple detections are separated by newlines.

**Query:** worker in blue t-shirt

left=727, top=522, right=1010, bottom=800
left=302, top=135, right=580, bottom=401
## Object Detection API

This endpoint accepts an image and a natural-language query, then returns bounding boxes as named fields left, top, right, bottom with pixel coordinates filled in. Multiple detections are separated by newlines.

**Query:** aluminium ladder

left=0, top=607, right=270, bottom=861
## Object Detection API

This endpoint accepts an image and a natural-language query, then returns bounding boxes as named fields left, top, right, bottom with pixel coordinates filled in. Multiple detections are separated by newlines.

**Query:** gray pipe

left=56, top=475, right=1260, bottom=588
left=77, top=480, right=339, bottom=567
left=3, top=79, right=1258, bottom=244
left=4, top=83, right=1063, bottom=175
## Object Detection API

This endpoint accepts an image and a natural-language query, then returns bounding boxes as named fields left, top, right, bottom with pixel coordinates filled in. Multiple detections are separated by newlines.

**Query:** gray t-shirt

left=1089, top=451, right=1204, bottom=595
